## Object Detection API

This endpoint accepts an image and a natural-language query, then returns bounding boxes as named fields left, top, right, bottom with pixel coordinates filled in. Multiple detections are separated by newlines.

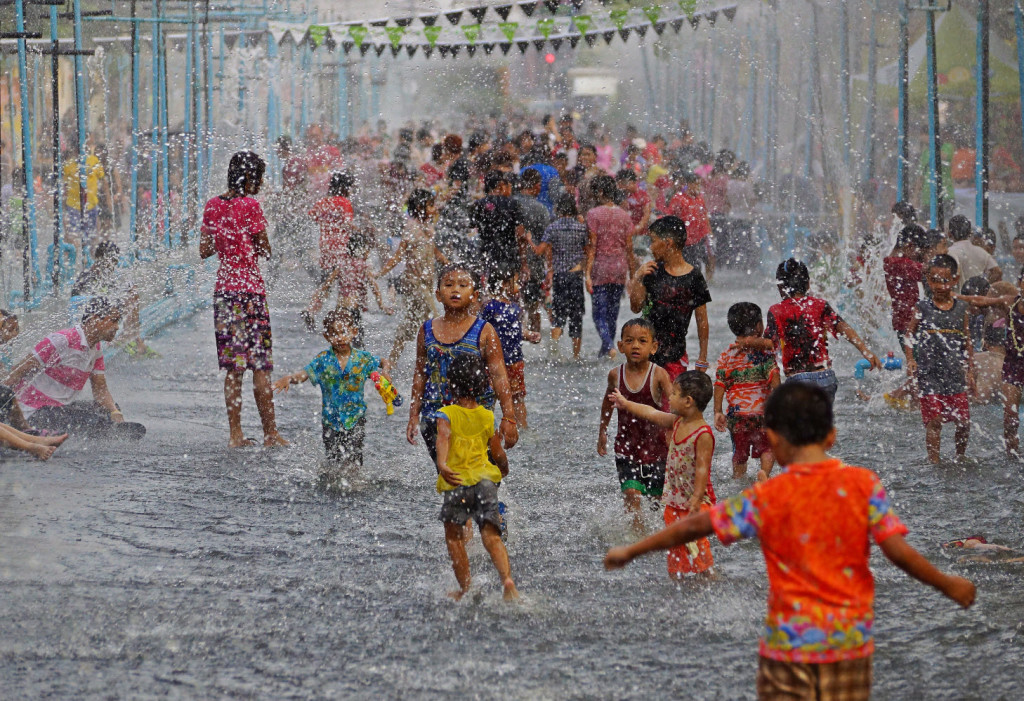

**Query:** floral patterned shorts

left=213, top=291, right=273, bottom=372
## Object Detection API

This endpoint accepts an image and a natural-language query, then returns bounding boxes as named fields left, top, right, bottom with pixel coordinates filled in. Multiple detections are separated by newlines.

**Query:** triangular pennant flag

left=342, top=40, right=354, bottom=54
left=544, top=0, right=560, bottom=14
left=406, top=44, right=418, bottom=57
left=680, top=0, right=697, bottom=18
left=670, top=18, right=685, bottom=32
left=687, top=16, right=700, bottom=29
left=706, top=11, right=718, bottom=26
left=307, top=25, right=329, bottom=48
left=519, top=1, right=538, bottom=18
left=517, top=40, right=531, bottom=53
left=568, top=34, right=581, bottom=48
left=385, top=26, right=406, bottom=48
left=466, top=44, right=477, bottom=57
left=223, top=33, right=239, bottom=49
left=482, top=42, right=496, bottom=55
left=469, top=7, right=488, bottom=23
left=643, top=5, right=661, bottom=24
left=723, top=7, right=737, bottom=21
left=499, top=22, right=519, bottom=41
left=532, top=39, right=546, bottom=51
left=374, top=44, right=387, bottom=56
left=500, top=41, right=513, bottom=54
left=395, top=17, right=414, bottom=27
left=635, top=24, right=648, bottom=38
left=349, top=24, right=368, bottom=45
left=572, top=15, right=591, bottom=35
left=420, top=15, right=438, bottom=27
left=583, top=32, right=598, bottom=47
left=601, top=30, right=616, bottom=45
left=618, top=28, right=631, bottom=42
left=652, top=21, right=666, bottom=35
left=422, top=44, right=434, bottom=58
left=324, top=35, right=337, bottom=52
left=609, top=9, right=629, bottom=31
left=438, top=44, right=450, bottom=57
left=450, top=45, right=461, bottom=57
left=359, top=43, right=371, bottom=56
left=369, top=19, right=388, bottom=28
left=390, top=45, right=401, bottom=57
left=550, top=37, right=563, bottom=51
left=462, top=24, right=481, bottom=44
left=537, top=18, right=555, bottom=38
left=445, top=11, right=463, bottom=25
left=494, top=4, right=513, bottom=21
left=424, top=25, right=443, bottom=46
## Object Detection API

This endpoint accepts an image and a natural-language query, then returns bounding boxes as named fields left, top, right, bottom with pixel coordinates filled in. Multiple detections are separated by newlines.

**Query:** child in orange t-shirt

left=611, top=370, right=716, bottom=578
left=606, top=382, right=976, bottom=699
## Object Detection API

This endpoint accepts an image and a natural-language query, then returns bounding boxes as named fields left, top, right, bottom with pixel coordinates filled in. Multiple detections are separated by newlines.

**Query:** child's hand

left=586, top=275, right=594, bottom=295
left=863, top=351, right=882, bottom=371
left=713, top=412, right=727, bottom=432
left=967, top=369, right=977, bottom=396
left=636, top=260, right=658, bottom=280
left=272, top=377, right=292, bottom=394
left=438, top=462, right=463, bottom=487
left=525, top=330, right=541, bottom=344
left=906, top=359, right=917, bottom=377
left=406, top=417, right=419, bottom=445
left=686, top=495, right=703, bottom=513
left=604, top=546, right=634, bottom=570
left=597, top=431, right=608, bottom=456
left=608, top=389, right=629, bottom=410
left=944, top=575, right=977, bottom=608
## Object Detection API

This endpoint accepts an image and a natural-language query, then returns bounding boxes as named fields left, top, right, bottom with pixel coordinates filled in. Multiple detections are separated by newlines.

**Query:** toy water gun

left=370, top=371, right=403, bottom=415
left=855, top=352, right=904, bottom=379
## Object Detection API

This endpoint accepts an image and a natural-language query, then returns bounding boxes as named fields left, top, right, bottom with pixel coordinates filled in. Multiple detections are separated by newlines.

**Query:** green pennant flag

left=348, top=24, right=368, bottom=45
left=536, top=18, right=555, bottom=39
left=462, top=24, right=481, bottom=44
left=679, top=0, right=697, bottom=18
left=499, top=21, right=518, bottom=42
left=609, top=9, right=629, bottom=31
left=307, top=25, right=329, bottom=47
left=385, top=26, right=405, bottom=48
left=643, top=6, right=661, bottom=24
left=424, top=25, right=443, bottom=46
left=572, top=14, right=592, bottom=35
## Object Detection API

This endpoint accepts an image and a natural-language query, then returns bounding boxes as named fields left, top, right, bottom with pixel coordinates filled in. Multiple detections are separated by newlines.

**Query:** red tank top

left=614, top=364, right=669, bottom=464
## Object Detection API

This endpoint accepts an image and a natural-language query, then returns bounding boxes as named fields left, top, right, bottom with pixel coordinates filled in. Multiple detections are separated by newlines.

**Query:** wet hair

left=895, top=224, right=926, bottom=250
left=416, top=127, right=432, bottom=142
left=727, top=302, right=763, bottom=337
left=981, top=227, right=997, bottom=248
left=520, top=168, right=542, bottom=190
left=468, top=131, right=489, bottom=151
left=552, top=152, right=569, bottom=166
left=922, top=228, right=945, bottom=251
left=776, top=258, right=810, bottom=297
left=322, top=309, right=355, bottom=334
left=227, top=150, right=265, bottom=193
left=431, top=142, right=444, bottom=162
left=591, top=174, right=618, bottom=203
left=928, top=253, right=959, bottom=277
left=448, top=354, right=490, bottom=400
left=93, top=241, right=120, bottom=261
left=492, top=149, right=516, bottom=169
left=620, top=317, right=656, bottom=340
left=732, top=161, right=751, bottom=178
left=578, top=143, right=597, bottom=157
left=406, top=188, right=436, bottom=220
left=673, top=370, right=713, bottom=411
left=484, top=170, right=509, bottom=194
left=648, top=215, right=688, bottom=251
left=554, top=192, right=578, bottom=218
left=891, top=200, right=917, bottom=223
left=948, top=214, right=973, bottom=242
left=521, top=146, right=551, bottom=168
left=764, top=383, right=833, bottom=446
left=615, top=169, right=637, bottom=183
left=329, top=171, right=355, bottom=197
left=961, top=275, right=990, bottom=297
left=442, top=134, right=463, bottom=155
left=275, top=135, right=292, bottom=152
left=436, top=262, right=480, bottom=291
left=81, top=296, right=119, bottom=324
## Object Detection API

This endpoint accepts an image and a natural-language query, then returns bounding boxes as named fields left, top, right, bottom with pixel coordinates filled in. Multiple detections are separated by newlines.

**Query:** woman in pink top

left=200, top=151, right=287, bottom=448
left=585, top=174, right=637, bottom=358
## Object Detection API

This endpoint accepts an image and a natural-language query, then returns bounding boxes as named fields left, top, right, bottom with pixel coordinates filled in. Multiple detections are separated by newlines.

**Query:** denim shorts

left=785, top=369, right=838, bottom=402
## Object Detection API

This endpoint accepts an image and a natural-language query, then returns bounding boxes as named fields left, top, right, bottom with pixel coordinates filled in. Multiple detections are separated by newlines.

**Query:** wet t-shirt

left=481, top=298, right=523, bottom=365
left=766, top=296, right=842, bottom=374
left=641, top=263, right=712, bottom=366
left=310, top=196, right=354, bottom=271
left=202, top=195, right=267, bottom=296
left=913, top=298, right=969, bottom=395
left=304, top=348, right=381, bottom=431
left=883, top=256, right=923, bottom=334
left=469, top=195, right=523, bottom=282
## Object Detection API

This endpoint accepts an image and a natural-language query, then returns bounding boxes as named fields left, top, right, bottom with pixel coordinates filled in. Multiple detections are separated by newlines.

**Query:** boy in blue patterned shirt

left=274, top=310, right=390, bottom=467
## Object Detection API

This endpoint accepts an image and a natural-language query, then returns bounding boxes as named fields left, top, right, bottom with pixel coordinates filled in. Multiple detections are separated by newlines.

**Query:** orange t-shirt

left=710, top=459, right=908, bottom=663
left=714, top=343, right=779, bottom=417
left=667, top=192, right=711, bottom=246
left=310, top=196, right=354, bottom=271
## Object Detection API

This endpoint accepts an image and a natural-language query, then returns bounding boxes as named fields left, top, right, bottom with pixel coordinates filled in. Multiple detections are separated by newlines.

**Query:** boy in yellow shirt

left=435, top=354, right=517, bottom=601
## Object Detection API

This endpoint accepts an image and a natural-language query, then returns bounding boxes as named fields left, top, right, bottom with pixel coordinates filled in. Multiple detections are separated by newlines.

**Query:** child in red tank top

left=598, top=319, right=673, bottom=533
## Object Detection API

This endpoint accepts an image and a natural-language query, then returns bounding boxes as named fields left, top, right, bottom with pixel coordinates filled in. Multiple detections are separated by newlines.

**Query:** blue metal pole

left=805, top=45, right=815, bottom=179
left=862, top=0, right=879, bottom=184
left=266, top=37, right=279, bottom=183
left=14, top=0, right=40, bottom=291
left=706, top=42, right=716, bottom=146
left=839, top=0, right=850, bottom=170
left=896, top=0, right=909, bottom=202
left=207, top=29, right=215, bottom=178
left=300, top=44, right=311, bottom=134
left=159, top=30, right=171, bottom=247
left=183, top=8, right=193, bottom=247
left=49, top=2, right=63, bottom=281
left=975, top=0, right=990, bottom=231
left=338, top=58, right=348, bottom=139
left=926, top=8, right=940, bottom=227
left=1016, top=2, right=1024, bottom=177
left=129, top=0, right=140, bottom=257
left=150, top=0, right=160, bottom=246
left=72, top=0, right=89, bottom=268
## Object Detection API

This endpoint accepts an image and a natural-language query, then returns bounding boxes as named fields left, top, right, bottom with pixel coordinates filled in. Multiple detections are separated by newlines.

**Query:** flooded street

left=1, top=273, right=1021, bottom=699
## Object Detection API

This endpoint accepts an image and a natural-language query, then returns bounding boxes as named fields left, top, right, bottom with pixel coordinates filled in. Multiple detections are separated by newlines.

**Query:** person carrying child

left=628, top=215, right=711, bottom=380
left=605, top=382, right=976, bottom=700
left=598, top=319, right=672, bottom=533
left=272, top=311, right=391, bottom=474
left=610, top=371, right=716, bottom=577
left=480, top=277, right=539, bottom=430
left=434, top=354, right=517, bottom=601
left=713, top=303, right=780, bottom=481
left=905, top=254, right=973, bottom=463
left=533, top=192, right=589, bottom=360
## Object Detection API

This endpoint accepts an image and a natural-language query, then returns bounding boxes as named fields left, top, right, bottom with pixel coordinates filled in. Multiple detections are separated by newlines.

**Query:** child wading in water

left=435, top=354, right=517, bottom=601
left=598, top=319, right=672, bottom=533
left=272, top=311, right=390, bottom=479
left=605, top=383, right=976, bottom=700
left=906, top=254, right=973, bottom=463
left=611, top=371, right=716, bottom=577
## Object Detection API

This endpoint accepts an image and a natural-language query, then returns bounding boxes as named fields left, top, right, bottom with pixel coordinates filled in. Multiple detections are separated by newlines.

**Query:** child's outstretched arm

left=272, top=370, right=309, bottom=393
left=597, top=368, right=617, bottom=456
left=694, top=304, right=709, bottom=371
left=605, top=510, right=714, bottom=569
left=955, top=293, right=1016, bottom=308
left=489, top=432, right=509, bottom=477
left=878, top=534, right=976, bottom=608
left=836, top=319, right=881, bottom=370
left=376, top=240, right=408, bottom=279
left=434, top=417, right=463, bottom=487
left=609, top=388, right=676, bottom=429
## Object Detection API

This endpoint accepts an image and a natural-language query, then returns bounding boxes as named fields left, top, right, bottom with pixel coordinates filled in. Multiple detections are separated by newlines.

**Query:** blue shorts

left=785, top=369, right=838, bottom=402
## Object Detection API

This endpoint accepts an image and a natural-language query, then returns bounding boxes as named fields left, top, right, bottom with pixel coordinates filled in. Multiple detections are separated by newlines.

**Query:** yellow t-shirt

left=63, top=155, right=105, bottom=211
left=435, top=404, right=502, bottom=493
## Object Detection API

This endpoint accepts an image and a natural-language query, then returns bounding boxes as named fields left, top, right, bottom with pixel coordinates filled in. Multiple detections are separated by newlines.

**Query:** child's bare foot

left=34, top=433, right=68, bottom=447
left=502, top=578, right=519, bottom=601
left=448, top=588, right=468, bottom=601
left=732, top=464, right=748, bottom=479
left=229, top=435, right=256, bottom=448
left=756, top=469, right=769, bottom=483
left=29, top=444, right=57, bottom=461
left=264, top=433, right=289, bottom=448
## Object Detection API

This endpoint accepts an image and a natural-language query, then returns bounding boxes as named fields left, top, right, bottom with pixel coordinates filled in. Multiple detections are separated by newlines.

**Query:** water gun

left=370, top=371, right=403, bottom=415
left=855, top=352, right=904, bottom=379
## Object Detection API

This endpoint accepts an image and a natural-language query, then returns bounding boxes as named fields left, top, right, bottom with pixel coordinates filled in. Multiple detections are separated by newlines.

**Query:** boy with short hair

left=605, top=382, right=976, bottom=699
left=628, top=215, right=711, bottom=380
left=713, top=303, right=780, bottom=481
left=598, top=319, right=673, bottom=532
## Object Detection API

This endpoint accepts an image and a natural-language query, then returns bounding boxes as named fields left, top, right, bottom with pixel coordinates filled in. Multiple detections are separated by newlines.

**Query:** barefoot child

left=628, top=215, right=711, bottom=380
left=611, top=371, right=716, bottom=577
left=597, top=319, right=672, bottom=533
left=534, top=193, right=589, bottom=360
left=480, top=277, right=539, bottom=429
left=435, top=354, right=517, bottom=601
left=273, top=311, right=389, bottom=469
left=605, top=382, right=977, bottom=699
left=905, top=255, right=973, bottom=463
left=713, top=303, right=780, bottom=480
